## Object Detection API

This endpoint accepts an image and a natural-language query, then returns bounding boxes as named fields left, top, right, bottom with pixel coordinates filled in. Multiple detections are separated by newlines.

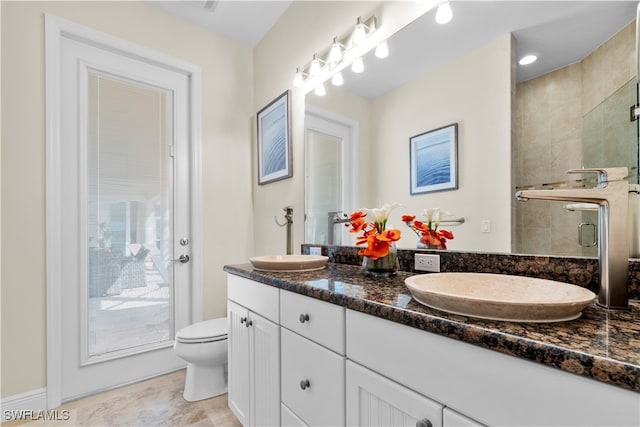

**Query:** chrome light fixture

left=331, top=71, right=344, bottom=86
left=291, top=14, right=380, bottom=95
left=293, top=67, right=305, bottom=87
left=352, top=17, right=368, bottom=45
left=435, top=1, right=453, bottom=24
left=328, top=37, right=344, bottom=65
left=351, top=57, right=364, bottom=73
left=375, top=40, right=389, bottom=59
left=309, top=54, right=323, bottom=77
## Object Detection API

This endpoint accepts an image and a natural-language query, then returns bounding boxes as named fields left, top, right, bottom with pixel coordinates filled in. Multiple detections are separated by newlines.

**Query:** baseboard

left=1, top=388, right=47, bottom=422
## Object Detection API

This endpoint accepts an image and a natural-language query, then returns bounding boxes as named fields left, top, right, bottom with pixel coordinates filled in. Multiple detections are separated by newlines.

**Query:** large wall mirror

left=304, top=1, right=639, bottom=259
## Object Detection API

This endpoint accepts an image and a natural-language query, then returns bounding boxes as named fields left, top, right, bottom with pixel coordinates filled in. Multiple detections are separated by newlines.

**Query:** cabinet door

left=249, top=311, right=280, bottom=427
left=346, top=360, right=444, bottom=427
left=227, top=300, right=250, bottom=426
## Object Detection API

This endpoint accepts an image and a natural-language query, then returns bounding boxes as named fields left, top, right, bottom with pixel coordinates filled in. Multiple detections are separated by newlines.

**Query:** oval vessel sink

left=404, top=273, right=596, bottom=322
left=249, top=255, right=329, bottom=272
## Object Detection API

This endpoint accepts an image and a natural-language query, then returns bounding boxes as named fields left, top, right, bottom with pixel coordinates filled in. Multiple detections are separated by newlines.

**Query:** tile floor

left=4, top=370, right=241, bottom=427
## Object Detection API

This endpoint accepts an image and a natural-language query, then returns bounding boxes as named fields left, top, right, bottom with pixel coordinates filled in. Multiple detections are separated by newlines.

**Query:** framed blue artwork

left=410, top=123, right=458, bottom=195
left=257, top=90, right=292, bottom=185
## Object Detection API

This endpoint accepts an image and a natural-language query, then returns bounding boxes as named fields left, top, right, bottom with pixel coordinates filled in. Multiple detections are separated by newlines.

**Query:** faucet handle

left=567, top=167, right=628, bottom=183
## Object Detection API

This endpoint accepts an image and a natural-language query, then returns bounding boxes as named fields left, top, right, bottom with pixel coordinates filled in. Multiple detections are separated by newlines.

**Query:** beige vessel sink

left=405, top=273, right=596, bottom=322
left=249, top=255, right=329, bottom=272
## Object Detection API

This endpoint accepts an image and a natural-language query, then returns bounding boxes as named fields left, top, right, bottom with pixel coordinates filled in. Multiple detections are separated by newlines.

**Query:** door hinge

left=169, top=144, right=176, bottom=158
left=630, top=104, right=640, bottom=122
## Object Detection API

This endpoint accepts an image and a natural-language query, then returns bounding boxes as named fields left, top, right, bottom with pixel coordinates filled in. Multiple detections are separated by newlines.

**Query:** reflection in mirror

left=304, top=1, right=639, bottom=259
left=304, top=108, right=357, bottom=246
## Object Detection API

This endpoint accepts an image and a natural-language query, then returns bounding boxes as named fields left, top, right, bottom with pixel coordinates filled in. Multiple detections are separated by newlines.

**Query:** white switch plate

left=415, top=253, right=440, bottom=272
left=309, top=247, right=322, bottom=256
left=481, top=219, right=491, bottom=233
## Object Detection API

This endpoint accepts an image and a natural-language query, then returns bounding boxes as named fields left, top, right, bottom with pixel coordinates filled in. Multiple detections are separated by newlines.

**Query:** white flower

left=424, top=208, right=442, bottom=230
left=363, top=203, right=401, bottom=223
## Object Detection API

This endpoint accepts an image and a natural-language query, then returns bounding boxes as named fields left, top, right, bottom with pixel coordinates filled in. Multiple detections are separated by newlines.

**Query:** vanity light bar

left=293, top=15, right=378, bottom=89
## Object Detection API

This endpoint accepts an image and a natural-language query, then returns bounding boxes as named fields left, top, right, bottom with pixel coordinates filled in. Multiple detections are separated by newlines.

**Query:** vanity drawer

left=227, top=274, right=279, bottom=322
left=280, top=289, right=345, bottom=354
left=281, top=328, right=345, bottom=426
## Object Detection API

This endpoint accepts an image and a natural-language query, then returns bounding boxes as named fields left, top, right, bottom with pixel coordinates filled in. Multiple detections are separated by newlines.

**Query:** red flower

left=348, top=209, right=402, bottom=260
left=404, top=213, right=454, bottom=249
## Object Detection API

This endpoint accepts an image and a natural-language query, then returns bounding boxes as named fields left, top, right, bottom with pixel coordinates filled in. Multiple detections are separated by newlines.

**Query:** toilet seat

left=176, top=318, right=228, bottom=344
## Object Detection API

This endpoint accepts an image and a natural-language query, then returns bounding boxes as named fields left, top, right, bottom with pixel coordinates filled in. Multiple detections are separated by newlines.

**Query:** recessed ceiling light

left=519, top=55, right=538, bottom=66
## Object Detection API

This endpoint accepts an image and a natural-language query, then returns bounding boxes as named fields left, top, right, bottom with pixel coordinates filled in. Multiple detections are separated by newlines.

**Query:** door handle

left=174, top=254, right=190, bottom=263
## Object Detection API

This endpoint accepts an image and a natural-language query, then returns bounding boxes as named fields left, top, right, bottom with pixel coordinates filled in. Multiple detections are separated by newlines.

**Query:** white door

left=304, top=107, right=357, bottom=245
left=46, top=17, right=200, bottom=404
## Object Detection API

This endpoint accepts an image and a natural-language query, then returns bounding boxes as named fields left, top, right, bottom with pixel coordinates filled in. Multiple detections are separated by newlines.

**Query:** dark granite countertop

left=224, top=262, right=640, bottom=393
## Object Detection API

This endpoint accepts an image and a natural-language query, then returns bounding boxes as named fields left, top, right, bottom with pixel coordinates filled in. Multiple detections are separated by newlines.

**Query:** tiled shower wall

left=513, top=21, right=636, bottom=256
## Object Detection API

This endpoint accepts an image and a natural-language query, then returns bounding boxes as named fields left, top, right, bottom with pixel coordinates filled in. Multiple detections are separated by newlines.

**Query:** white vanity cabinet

left=227, top=275, right=280, bottom=427
left=346, top=309, right=640, bottom=426
left=279, top=290, right=346, bottom=426
left=226, top=273, right=640, bottom=427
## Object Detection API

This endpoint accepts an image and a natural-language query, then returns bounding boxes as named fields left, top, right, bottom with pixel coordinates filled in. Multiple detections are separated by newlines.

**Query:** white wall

left=371, top=34, right=513, bottom=252
left=253, top=0, right=434, bottom=256
left=1, top=1, right=253, bottom=398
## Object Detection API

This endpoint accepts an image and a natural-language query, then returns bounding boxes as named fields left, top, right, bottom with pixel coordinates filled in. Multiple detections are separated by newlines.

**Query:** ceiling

left=146, top=1, right=638, bottom=98
left=145, top=0, right=292, bottom=47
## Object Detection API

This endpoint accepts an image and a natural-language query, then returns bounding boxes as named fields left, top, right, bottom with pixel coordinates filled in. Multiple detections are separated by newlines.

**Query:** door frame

left=45, top=15, right=203, bottom=409
left=304, top=105, right=359, bottom=244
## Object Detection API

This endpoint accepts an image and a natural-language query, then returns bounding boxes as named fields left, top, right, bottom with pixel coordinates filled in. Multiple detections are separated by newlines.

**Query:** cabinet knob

left=416, top=419, right=432, bottom=427
left=299, top=379, right=310, bottom=390
left=299, top=313, right=310, bottom=323
left=240, top=317, right=247, bottom=324
left=245, top=319, right=253, bottom=328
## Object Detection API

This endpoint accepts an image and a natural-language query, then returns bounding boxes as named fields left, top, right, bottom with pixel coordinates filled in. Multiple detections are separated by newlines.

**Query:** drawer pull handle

left=416, top=419, right=432, bottom=427
left=240, top=317, right=247, bottom=324
left=299, top=379, right=310, bottom=390
left=245, top=320, right=253, bottom=328
left=299, top=313, right=310, bottom=323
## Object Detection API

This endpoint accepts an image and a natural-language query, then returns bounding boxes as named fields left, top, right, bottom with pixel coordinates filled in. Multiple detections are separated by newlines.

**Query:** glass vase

left=362, top=243, right=399, bottom=278
left=417, top=242, right=442, bottom=250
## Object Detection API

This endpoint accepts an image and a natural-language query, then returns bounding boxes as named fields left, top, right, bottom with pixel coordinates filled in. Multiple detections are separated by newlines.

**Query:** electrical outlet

left=415, top=253, right=440, bottom=272
left=309, top=246, right=322, bottom=256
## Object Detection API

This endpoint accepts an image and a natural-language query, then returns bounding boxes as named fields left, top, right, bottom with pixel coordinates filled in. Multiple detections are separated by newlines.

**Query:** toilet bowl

left=174, top=317, right=228, bottom=401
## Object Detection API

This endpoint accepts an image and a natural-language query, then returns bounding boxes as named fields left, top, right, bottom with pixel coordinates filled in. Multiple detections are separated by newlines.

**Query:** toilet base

left=183, top=362, right=227, bottom=401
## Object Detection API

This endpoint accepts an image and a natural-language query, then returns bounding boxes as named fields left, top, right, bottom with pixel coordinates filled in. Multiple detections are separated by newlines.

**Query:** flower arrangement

left=348, top=203, right=402, bottom=260
left=402, top=208, right=454, bottom=249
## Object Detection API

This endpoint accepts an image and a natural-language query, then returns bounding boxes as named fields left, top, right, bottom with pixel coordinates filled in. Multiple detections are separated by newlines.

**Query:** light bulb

left=353, top=17, right=367, bottom=45
left=519, top=54, right=538, bottom=65
left=351, top=57, right=364, bottom=73
left=331, top=72, right=344, bottom=86
left=309, top=54, right=321, bottom=77
left=435, top=1, right=453, bottom=24
left=375, top=40, right=389, bottom=59
left=328, top=37, right=343, bottom=64
left=314, top=83, right=326, bottom=96
left=293, top=69, right=304, bottom=87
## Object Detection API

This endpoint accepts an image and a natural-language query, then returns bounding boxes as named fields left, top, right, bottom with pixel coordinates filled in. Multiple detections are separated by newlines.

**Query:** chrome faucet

left=515, top=167, right=630, bottom=309
left=327, top=211, right=350, bottom=245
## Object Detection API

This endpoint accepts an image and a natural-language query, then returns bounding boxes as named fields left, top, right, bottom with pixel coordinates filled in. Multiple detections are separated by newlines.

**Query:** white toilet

left=174, top=317, right=228, bottom=401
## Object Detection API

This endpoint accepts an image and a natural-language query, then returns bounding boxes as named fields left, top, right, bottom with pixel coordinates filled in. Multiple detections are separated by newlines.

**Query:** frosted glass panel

left=87, top=72, right=172, bottom=357
left=306, top=130, right=342, bottom=244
